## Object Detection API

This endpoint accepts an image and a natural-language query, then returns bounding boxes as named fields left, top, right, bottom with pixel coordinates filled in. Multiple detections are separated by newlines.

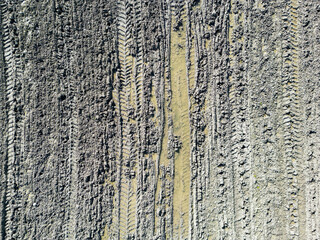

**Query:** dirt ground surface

left=0, top=0, right=320, bottom=239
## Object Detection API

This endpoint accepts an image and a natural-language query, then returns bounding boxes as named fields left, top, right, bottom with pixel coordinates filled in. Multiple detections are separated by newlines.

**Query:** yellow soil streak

left=171, top=18, right=191, bottom=239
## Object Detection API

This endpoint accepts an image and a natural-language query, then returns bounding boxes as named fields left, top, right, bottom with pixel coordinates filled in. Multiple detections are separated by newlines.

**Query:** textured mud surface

left=0, top=0, right=320, bottom=239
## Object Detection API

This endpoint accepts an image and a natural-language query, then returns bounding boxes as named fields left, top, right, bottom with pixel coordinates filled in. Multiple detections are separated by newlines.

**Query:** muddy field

left=0, top=0, right=320, bottom=239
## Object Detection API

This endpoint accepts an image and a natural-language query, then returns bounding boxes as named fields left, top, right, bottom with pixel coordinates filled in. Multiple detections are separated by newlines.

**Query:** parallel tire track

left=1, top=2, right=22, bottom=239
left=281, top=1, right=303, bottom=239
left=228, top=1, right=251, bottom=239
left=0, top=5, right=7, bottom=239
left=116, top=1, right=138, bottom=239
left=300, top=1, right=320, bottom=239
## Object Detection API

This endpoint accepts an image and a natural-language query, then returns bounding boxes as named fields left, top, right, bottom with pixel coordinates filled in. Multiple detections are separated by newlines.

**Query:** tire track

left=63, top=1, right=79, bottom=239
left=133, top=1, right=160, bottom=238
left=1, top=2, right=22, bottom=238
left=228, top=1, right=252, bottom=239
left=247, top=2, right=287, bottom=238
left=187, top=0, right=212, bottom=238
left=203, top=1, right=230, bottom=239
left=53, top=1, right=77, bottom=238
left=281, top=0, right=304, bottom=239
left=209, top=1, right=234, bottom=239
left=300, top=1, right=320, bottom=239
left=0, top=6, right=7, bottom=239
left=115, top=0, right=138, bottom=238
left=1, top=1, right=320, bottom=239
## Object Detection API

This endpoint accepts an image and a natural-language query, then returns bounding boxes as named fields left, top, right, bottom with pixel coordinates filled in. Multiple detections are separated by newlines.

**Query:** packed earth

left=0, top=0, right=319, bottom=239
